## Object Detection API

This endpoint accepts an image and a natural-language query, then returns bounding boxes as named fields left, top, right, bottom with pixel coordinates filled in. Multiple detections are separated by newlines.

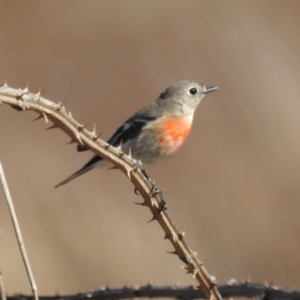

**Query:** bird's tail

left=54, top=164, right=94, bottom=188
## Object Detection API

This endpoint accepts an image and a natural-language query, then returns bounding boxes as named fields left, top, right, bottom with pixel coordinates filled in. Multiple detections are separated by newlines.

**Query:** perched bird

left=55, top=80, right=218, bottom=188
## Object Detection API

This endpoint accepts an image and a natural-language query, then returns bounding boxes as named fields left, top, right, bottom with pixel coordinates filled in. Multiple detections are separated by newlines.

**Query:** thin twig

left=0, top=162, right=39, bottom=300
left=0, top=270, right=7, bottom=300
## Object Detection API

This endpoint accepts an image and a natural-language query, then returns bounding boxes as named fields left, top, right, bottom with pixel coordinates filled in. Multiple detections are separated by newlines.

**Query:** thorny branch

left=0, top=83, right=221, bottom=300
left=5, top=281, right=300, bottom=300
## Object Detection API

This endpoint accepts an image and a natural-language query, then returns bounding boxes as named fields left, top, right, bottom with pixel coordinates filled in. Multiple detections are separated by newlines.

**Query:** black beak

left=204, top=86, right=218, bottom=94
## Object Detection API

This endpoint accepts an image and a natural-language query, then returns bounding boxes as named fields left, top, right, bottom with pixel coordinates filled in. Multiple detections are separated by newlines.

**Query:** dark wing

left=107, top=116, right=157, bottom=147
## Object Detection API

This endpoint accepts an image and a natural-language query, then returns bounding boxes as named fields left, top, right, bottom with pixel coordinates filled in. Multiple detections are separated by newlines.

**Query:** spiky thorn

left=66, top=138, right=77, bottom=145
left=191, top=249, right=198, bottom=258
left=166, top=249, right=179, bottom=256
left=75, top=131, right=84, bottom=145
left=25, top=80, right=29, bottom=90
left=147, top=214, right=157, bottom=223
left=0, top=80, right=8, bottom=87
left=269, top=280, right=278, bottom=290
left=32, top=114, right=43, bottom=121
left=78, top=123, right=89, bottom=132
left=134, top=200, right=147, bottom=206
left=34, top=89, right=42, bottom=101
left=16, top=90, right=29, bottom=101
left=43, top=112, right=48, bottom=123
left=244, top=278, right=251, bottom=284
left=209, top=277, right=218, bottom=289
left=93, top=131, right=103, bottom=141
left=181, top=266, right=193, bottom=274
left=198, top=259, right=207, bottom=266
left=178, top=231, right=185, bottom=241
left=193, top=269, right=197, bottom=279
left=91, top=123, right=97, bottom=135
left=164, top=232, right=170, bottom=240
left=45, top=124, right=58, bottom=130
left=55, top=101, right=65, bottom=112
left=117, top=139, right=123, bottom=151
left=226, top=278, right=238, bottom=286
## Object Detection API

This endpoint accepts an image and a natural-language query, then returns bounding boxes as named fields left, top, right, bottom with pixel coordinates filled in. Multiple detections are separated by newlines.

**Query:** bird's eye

left=189, top=87, right=197, bottom=95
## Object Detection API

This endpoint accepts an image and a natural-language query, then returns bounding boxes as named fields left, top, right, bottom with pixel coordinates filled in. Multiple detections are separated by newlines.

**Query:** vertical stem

left=0, top=162, right=38, bottom=300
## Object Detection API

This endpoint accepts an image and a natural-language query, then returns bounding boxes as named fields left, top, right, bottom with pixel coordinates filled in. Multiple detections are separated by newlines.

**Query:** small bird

left=55, top=80, right=218, bottom=188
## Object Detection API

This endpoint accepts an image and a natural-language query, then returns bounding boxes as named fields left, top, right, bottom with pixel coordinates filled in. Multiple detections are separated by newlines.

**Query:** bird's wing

left=107, top=115, right=157, bottom=147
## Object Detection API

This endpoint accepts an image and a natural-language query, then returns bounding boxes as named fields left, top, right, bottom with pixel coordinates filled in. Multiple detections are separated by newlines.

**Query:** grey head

left=157, top=80, right=218, bottom=116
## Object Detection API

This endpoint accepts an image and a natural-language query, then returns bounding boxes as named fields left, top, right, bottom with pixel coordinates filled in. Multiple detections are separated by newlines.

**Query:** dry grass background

left=1, top=0, right=300, bottom=295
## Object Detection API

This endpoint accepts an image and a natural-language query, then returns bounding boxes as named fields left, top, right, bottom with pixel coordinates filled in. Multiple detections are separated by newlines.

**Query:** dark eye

left=189, top=87, right=197, bottom=95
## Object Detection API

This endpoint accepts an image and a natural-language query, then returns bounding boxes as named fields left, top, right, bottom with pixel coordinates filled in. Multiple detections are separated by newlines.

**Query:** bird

left=55, top=80, right=218, bottom=188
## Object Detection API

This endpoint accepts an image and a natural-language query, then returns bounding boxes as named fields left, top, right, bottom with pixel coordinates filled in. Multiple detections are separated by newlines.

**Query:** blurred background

left=1, top=0, right=300, bottom=295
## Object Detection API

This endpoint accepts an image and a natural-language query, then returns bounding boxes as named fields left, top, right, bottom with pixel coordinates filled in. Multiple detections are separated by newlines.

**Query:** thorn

left=178, top=231, right=185, bottom=241
left=69, top=111, right=73, bottom=118
left=16, top=91, right=29, bottom=101
left=45, top=124, right=58, bottom=130
left=118, top=139, right=123, bottom=150
left=75, top=132, right=84, bottom=145
left=78, top=123, right=89, bottom=132
left=25, top=80, right=29, bottom=90
left=164, top=233, right=170, bottom=240
left=128, top=148, right=132, bottom=159
left=147, top=215, right=157, bottom=223
left=56, top=102, right=65, bottom=111
left=209, top=278, right=218, bottom=287
left=1, top=80, right=8, bottom=87
left=199, top=259, right=207, bottom=266
left=91, top=123, right=97, bottom=135
left=33, top=114, right=43, bottom=121
left=43, top=112, right=48, bottom=123
left=34, top=90, right=41, bottom=101
left=166, top=250, right=178, bottom=255
left=134, top=201, right=147, bottom=206
left=226, top=278, right=238, bottom=286
left=93, top=131, right=103, bottom=141
left=193, top=269, right=197, bottom=279
left=105, top=143, right=111, bottom=150
left=107, top=166, right=118, bottom=170
left=66, top=138, right=77, bottom=145
left=182, top=266, right=193, bottom=274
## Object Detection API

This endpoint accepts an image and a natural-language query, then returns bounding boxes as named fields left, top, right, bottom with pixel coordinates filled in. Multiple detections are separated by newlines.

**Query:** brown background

left=1, top=0, right=300, bottom=295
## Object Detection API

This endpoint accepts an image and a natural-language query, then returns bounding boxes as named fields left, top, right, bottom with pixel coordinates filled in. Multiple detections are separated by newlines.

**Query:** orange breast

left=158, top=116, right=193, bottom=154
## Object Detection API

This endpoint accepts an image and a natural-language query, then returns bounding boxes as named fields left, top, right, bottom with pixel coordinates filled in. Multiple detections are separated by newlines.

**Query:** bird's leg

left=143, top=170, right=167, bottom=213
left=134, top=170, right=167, bottom=212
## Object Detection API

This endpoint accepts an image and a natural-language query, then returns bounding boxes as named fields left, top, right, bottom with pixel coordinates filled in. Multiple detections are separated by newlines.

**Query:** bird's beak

left=204, top=86, right=218, bottom=94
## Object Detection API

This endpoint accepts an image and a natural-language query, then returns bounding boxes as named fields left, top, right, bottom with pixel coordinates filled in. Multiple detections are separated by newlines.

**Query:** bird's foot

left=149, top=185, right=167, bottom=213
left=134, top=171, right=167, bottom=213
